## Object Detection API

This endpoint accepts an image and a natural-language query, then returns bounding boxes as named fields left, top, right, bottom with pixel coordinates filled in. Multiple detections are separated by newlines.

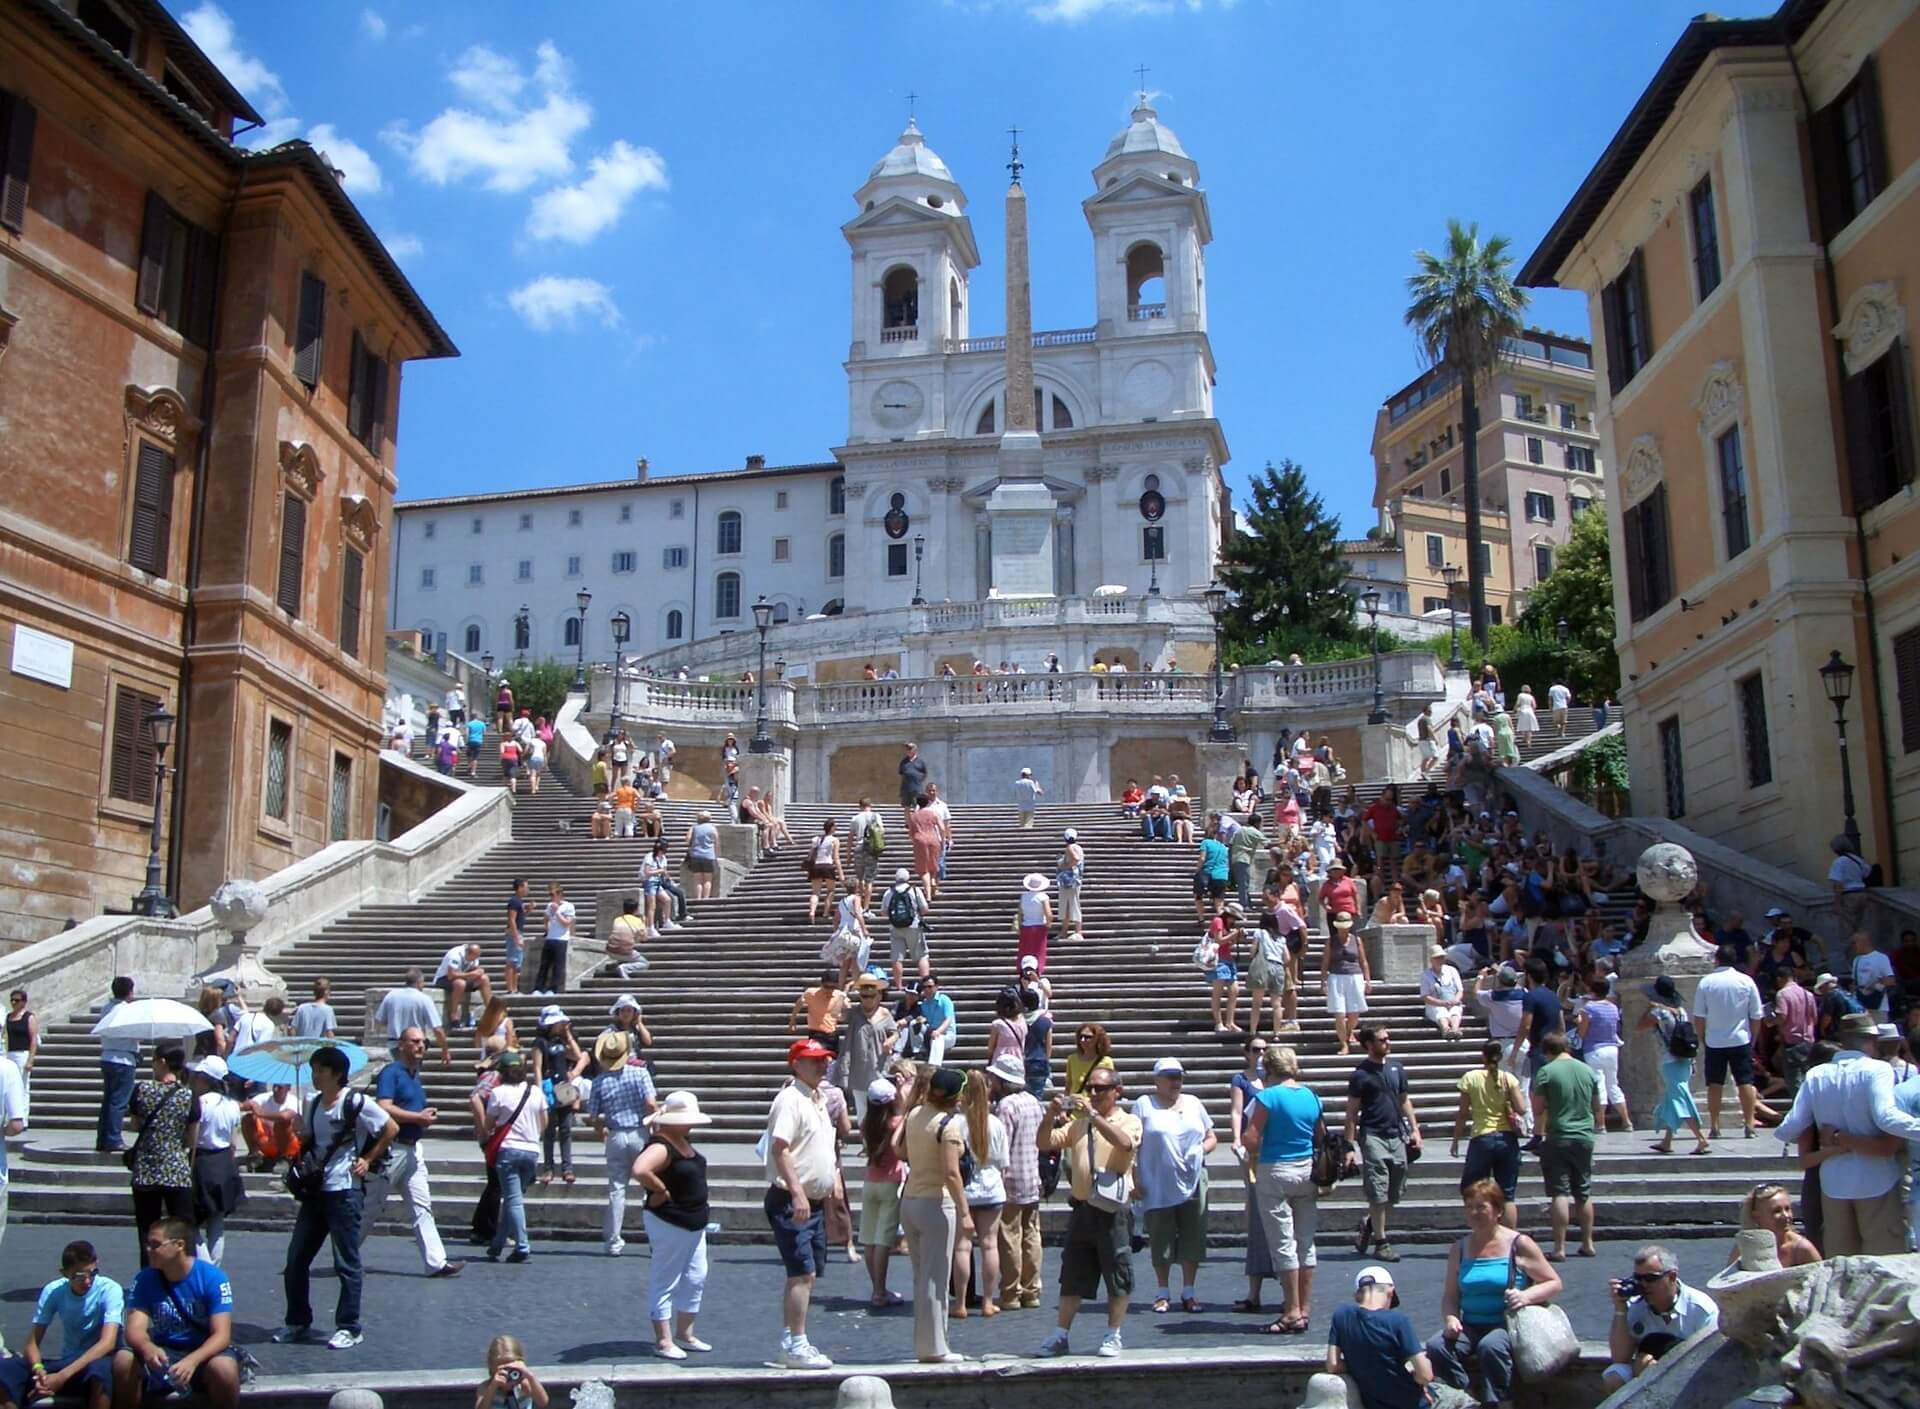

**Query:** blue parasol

left=229, top=1037, right=370, bottom=1086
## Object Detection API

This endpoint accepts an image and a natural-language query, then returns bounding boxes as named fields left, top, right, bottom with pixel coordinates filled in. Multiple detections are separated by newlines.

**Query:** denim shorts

left=1213, top=960, right=1238, bottom=984
left=765, top=1185, right=828, bottom=1277
left=504, top=936, right=525, bottom=968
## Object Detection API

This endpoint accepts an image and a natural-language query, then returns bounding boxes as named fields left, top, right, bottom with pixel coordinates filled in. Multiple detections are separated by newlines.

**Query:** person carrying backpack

left=848, top=797, right=884, bottom=911
left=884, top=869, right=930, bottom=991
left=1828, top=835, right=1877, bottom=942
left=1640, top=976, right=1709, bottom=1156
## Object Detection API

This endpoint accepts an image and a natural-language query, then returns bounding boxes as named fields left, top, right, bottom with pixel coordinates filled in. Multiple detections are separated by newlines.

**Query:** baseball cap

left=1355, top=1266, right=1399, bottom=1307
left=1153, top=1057, right=1185, bottom=1077
left=867, top=1078, right=898, bottom=1105
left=1765, top=907, right=1790, bottom=920
left=189, top=1055, right=228, bottom=1081
left=1019, top=955, right=1039, bottom=971
left=787, top=1037, right=834, bottom=1064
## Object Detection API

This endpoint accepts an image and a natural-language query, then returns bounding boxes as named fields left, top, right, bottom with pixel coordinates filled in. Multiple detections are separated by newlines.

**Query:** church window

left=463, top=624, right=481, bottom=654
left=975, top=402, right=996, bottom=435
left=665, top=609, right=684, bottom=640
left=949, top=277, right=961, bottom=334
left=1052, top=395, right=1074, bottom=430
left=887, top=543, right=909, bottom=577
left=772, top=602, right=791, bottom=623
left=829, top=477, right=846, bottom=515
left=715, top=571, right=742, bottom=619
left=882, top=266, right=919, bottom=339
left=563, top=617, right=581, bottom=648
left=716, top=510, right=743, bottom=555
left=1143, top=526, right=1165, bottom=561
left=828, top=533, right=845, bottom=578
left=1126, top=242, right=1166, bottom=319
left=773, top=537, right=790, bottom=562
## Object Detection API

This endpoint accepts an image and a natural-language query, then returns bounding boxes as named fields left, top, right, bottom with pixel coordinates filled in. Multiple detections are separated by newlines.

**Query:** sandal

left=562, top=1171, right=576, bottom=1185
left=1261, top=1316, right=1292, bottom=1336
left=1153, top=1297, right=1171, bottom=1314
left=1181, top=1295, right=1199, bottom=1313
left=1231, top=1299, right=1263, bottom=1314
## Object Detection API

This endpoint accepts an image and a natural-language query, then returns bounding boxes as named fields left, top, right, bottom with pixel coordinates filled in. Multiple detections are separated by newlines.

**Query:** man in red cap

left=764, top=1038, right=838, bottom=1369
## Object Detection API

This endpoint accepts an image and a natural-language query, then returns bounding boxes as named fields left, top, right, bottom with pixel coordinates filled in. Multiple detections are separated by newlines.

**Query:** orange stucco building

left=0, top=0, right=455, bottom=943
left=1523, top=0, right=1920, bottom=885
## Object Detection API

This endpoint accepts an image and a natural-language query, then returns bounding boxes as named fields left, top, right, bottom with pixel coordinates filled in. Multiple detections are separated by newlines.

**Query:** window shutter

left=1855, top=57, right=1888, bottom=204
left=1843, top=364, right=1881, bottom=512
left=127, top=442, right=176, bottom=576
left=1622, top=498, right=1647, bottom=621
left=109, top=685, right=161, bottom=805
left=1601, top=279, right=1626, bottom=395
left=347, top=331, right=366, bottom=443
left=136, top=191, right=169, bottom=315
left=0, top=90, right=35, bottom=233
left=1896, top=627, right=1920, bottom=755
left=1629, top=250, right=1654, bottom=369
left=181, top=223, right=219, bottom=347
left=339, top=547, right=364, bottom=658
left=276, top=493, right=307, bottom=617
left=367, top=353, right=388, bottom=453
left=1885, top=341, right=1916, bottom=493
left=293, top=272, right=326, bottom=388
left=1646, top=485, right=1672, bottom=610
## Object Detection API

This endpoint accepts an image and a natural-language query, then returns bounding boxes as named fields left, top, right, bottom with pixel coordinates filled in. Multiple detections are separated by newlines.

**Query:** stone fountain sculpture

left=1616, top=841, right=1718, bottom=1119
left=195, top=877, right=286, bottom=1005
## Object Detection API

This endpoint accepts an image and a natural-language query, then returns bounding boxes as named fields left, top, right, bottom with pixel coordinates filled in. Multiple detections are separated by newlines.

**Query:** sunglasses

left=1086, top=1083, right=1120, bottom=1093
left=1631, top=1271, right=1672, bottom=1284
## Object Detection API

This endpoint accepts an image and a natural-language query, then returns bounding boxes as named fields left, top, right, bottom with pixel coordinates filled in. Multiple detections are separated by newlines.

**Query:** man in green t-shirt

left=1531, top=1031, right=1598, bottom=1259
left=1228, top=822, right=1267, bottom=909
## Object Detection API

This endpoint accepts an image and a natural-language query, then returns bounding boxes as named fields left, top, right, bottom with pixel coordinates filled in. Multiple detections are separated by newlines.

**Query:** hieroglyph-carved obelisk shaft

left=1003, top=178, right=1035, bottom=435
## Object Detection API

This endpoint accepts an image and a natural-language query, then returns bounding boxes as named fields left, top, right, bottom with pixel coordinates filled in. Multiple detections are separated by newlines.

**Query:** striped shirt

left=996, top=1090, right=1046, bottom=1206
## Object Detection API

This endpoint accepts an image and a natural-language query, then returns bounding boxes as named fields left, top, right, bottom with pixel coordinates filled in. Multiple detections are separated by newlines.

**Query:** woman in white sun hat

left=633, top=1091, right=714, bottom=1360
left=1018, top=873, right=1053, bottom=973
left=1056, top=829, right=1086, bottom=939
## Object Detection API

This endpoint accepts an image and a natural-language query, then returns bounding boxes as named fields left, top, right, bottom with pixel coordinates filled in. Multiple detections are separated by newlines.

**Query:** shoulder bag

left=1311, top=1113, right=1354, bottom=1189
left=1083, top=1119, right=1132, bottom=1212
left=1505, top=1238, right=1579, bottom=1381
left=285, top=1093, right=363, bottom=1201
left=122, top=1082, right=192, bottom=1174
left=480, top=1084, right=535, bottom=1168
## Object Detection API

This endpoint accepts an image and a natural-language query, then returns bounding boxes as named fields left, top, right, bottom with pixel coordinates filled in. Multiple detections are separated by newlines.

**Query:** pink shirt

left=1774, top=981, right=1818, bottom=1046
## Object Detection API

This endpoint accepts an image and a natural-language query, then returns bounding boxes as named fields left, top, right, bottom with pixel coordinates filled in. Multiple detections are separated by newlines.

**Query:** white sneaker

left=1097, top=1330, right=1123, bottom=1358
left=328, top=1329, right=363, bottom=1351
left=778, top=1338, right=832, bottom=1369
left=664, top=921, right=684, bottom=932
left=1037, top=1329, right=1071, bottom=1357
left=606, top=1242, right=624, bottom=1256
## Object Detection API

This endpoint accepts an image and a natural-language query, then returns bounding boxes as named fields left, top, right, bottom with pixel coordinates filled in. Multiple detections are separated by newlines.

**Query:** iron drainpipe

left=166, top=177, right=239, bottom=905
left=1785, top=35, right=1901, bottom=881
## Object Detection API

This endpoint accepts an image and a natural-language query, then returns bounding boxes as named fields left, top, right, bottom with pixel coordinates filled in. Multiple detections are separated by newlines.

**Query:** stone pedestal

left=1616, top=842, right=1718, bottom=1120
left=986, top=472, right=1056, bottom=597
left=1359, top=722, right=1416, bottom=784
left=1197, top=742, right=1242, bottom=819
left=195, top=878, right=286, bottom=1006
left=1363, top=922, right=1435, bottom=984
left=736, top=749, right=791, bottom=815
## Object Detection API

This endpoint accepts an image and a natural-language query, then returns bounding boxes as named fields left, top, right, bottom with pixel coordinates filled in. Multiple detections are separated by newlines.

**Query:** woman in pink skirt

left=1017, top=873, right=1052, bottom=972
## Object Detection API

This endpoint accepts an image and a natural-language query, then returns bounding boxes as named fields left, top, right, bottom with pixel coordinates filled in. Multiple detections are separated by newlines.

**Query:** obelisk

left=986, top=129, right=1056, bottom=596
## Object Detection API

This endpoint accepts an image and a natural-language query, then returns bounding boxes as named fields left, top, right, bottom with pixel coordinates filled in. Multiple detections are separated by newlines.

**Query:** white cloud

left=307, top=124, right=382, bottom=193
left=1027, top=0, right=1232, bottom=18
left=508, top=276, right=620, bottom=332
left=181, top=4, right=287, bottom=114
left=525, top=140, right=667, bottom=244
left=361, top=8, right=387, bottom=40
left=241, top=116, right=302, bottom=149
left=390, top=41, right=590, bottom=193
left=383, top=232, right=424, bottom=262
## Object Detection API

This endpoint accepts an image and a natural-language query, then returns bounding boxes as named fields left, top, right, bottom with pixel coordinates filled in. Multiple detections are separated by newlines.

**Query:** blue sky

left=185, top=0, right=1722, bottom=536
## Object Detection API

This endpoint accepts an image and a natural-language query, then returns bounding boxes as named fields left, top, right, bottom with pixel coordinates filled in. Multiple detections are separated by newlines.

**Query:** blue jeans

left=284, top=1187, right=365, bottom=1333
left=97, top=1062, right=135, bottom=1149
left=659, top=876, right=687, bottom=921
left=1141, top=814, right=1171, bottom=841
left=492, top=1149, right=537, bottom=1256
left=1426, top=1322, right=1514, bottom=1404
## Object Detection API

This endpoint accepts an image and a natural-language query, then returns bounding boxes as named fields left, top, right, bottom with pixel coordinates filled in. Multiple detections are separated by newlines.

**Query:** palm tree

left=1404, top=219, right=1529, bottom=649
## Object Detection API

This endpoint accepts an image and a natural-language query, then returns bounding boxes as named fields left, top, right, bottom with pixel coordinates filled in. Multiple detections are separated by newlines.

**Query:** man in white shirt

left=228, top=995, right=280, bottom=1062
left=1603, top=1245, right=1718, bottom=1390
left=1420, top=949, right=1465, bottom=1039
left=535, top=884, right=575, bottom=995
left=1774, top=1011, right=1920, bottom=1254
left=763, top=1039, right=838, bottom=1370
left=290, top=980, right=337, bottom=1040
left=1548, top=681, right=1572, bottom=735
left=431, top=942, right=492, bottom=1030
left=655, top=734, right=675, bottom=785
left=1691, top=946, right=1765, bottom=1139
left=1847, top=930, right=1897, bottom=1016
left=0, top=1053, right=27, bottom=1257
left=444, top=685, right=465, bottom=727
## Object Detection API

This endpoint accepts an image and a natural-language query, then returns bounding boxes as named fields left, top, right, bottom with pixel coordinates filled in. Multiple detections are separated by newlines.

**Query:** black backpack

left=886, top=885, right=918, bottom=928
left=1664, top=1013, right=1699, bottom=1060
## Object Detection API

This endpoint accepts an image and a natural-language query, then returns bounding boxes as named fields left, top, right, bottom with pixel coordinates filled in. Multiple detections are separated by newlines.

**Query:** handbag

left=1084, top=1121, right=1132, bottom=1213
left=1311, top=1116, right=1355, bottom=1189
left=552, top=1079, right=580, bottom=1109
left=122, top=1082, right=191, bottom=1173
left=285, top=1093, right=364, bottom=1202
left=1503, top=1241, right=1579, bottom=1381
left=480, top=1084, right=535, bottom=1168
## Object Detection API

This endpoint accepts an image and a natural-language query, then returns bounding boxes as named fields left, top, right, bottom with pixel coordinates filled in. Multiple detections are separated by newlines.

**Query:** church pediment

left=1083, top=175, right=1211, bottom=241
left=842, top=197, right=980, bottom=264
left=959, top=474, right=1085, bottom=504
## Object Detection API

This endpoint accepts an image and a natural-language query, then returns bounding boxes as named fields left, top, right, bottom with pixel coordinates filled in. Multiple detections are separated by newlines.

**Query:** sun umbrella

left=229, top=1038, right=370, bottom=1087
left=89, top=998, right=212, bottom=1042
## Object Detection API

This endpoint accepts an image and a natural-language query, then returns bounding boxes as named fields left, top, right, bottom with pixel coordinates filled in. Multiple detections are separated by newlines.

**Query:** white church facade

left=388, top=101, right=1231, bottom=680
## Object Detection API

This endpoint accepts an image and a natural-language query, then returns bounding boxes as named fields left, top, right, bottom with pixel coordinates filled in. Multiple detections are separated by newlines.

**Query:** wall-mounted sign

left=10, top=624, right=74, bottom=689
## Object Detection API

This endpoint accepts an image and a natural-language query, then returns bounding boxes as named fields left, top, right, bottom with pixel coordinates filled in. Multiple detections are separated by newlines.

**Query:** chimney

left=635, top=456, right=649, bottom=480
left=745, top=454, right=766, bottom=471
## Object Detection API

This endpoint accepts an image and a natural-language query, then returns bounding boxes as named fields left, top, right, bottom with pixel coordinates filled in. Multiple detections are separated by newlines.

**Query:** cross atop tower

left=905, top=90, right=917, bottom=120
left=1134, top=63, right=1150, bottom=104
left=1007, top=125, right=1023, bottom=185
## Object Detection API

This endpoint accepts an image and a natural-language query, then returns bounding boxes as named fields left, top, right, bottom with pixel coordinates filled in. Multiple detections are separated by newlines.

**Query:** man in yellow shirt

left=1036, top=1072, right=1141, bottom=1357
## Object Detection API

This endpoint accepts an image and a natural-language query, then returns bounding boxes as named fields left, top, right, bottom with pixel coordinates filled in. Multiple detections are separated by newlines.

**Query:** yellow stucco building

left=1523, top=0, right=1920, bottom=883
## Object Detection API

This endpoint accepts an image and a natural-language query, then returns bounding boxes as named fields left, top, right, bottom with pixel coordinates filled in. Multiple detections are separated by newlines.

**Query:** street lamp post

left=480, top=650, right=494, bottom=678
left=572, top=588, right=592, bottom=691
left=911, top=534, right=926, bottom=607
left=1202, top=579, right=1235, bottom=743
left=1556, top=618, right=1570, bottom=645
left=749, top=596, right=775, bottom=754
left=1362, top=586, right=1387, bottom=724
left=608, top=610, right=631, bottom=744
left=1440, top=564, right=1464, bottom=671
left=1819, top=650, right=1862, bottom=849
left=133, top=705, right=177, bottom=918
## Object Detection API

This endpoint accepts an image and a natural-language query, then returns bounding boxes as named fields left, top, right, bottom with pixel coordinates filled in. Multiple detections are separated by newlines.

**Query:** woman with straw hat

left=634, top=1091, right=714, bottom=1360
left=1018, top=873, right=1053, bottom=974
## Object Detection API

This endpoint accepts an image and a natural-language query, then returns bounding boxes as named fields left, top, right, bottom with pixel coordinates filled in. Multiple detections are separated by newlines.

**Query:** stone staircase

left=9, top=709, right=1783, bottom=1243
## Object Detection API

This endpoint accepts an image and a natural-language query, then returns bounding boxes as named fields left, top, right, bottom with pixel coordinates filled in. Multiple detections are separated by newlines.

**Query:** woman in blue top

left=1424, top=1179, right=1562, bottom=1406
left=1192, top=829, right=1231, bottom=926
left=1243, top=1045, right=1321, bottom=1335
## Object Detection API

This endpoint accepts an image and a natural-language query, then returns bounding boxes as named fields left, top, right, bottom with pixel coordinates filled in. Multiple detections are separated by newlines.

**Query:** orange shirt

left=613, top=784, right=639, bottom=811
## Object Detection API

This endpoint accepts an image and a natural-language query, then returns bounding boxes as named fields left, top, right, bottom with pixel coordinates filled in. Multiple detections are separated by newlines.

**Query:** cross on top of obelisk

left=1134, top=63, right=1150, bottom=104
left=1007, top=126, right=1023, bottom=184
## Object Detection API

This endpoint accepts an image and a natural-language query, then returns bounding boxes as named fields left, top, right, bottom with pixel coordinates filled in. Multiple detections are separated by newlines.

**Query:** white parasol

left=89, top=998, right=213, bottom=1042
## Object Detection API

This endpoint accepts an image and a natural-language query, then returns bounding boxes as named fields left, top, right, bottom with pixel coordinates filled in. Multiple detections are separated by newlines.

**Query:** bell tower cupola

left=844, top=120, right=980, bottom=363
left=1085, top=99, right=1211, bottom=337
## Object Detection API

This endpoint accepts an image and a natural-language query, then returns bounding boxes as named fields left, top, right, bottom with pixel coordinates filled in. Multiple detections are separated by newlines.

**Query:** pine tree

left=1217, top=459, right=1354, bottom=653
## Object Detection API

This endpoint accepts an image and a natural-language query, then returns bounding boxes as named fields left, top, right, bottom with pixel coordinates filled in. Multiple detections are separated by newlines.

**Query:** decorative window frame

left=1694, top=360, right=1751, bottom=564
left=122, top=384, right=200, bottom=575
left=0, top=303, right=16, bottom=366
left=1617, top=433, right=1664, bottom=509
left=276, top=439, right=323, bottom=502
left=258, top=710, right=297, bottom=843
left=98, top=672, right=175, bottom=828
left=1834, top=281, right=1907, bottom=377
left=339, top=492, right=379, bottom=553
